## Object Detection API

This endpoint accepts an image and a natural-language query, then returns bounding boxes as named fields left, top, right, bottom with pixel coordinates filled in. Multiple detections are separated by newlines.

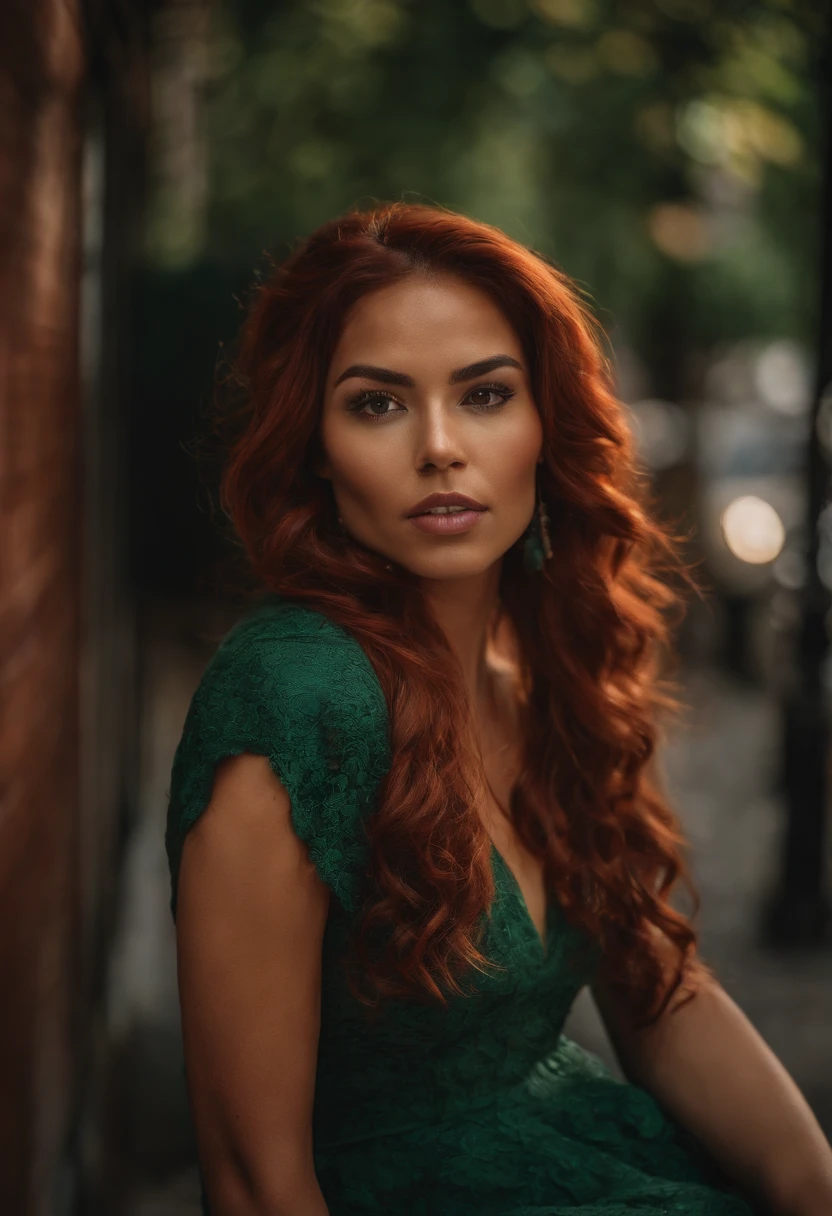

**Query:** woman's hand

left=175, top=752, right=332, bottom=1216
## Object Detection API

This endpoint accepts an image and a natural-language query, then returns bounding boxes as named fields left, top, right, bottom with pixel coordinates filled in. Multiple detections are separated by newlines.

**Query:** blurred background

left=1, top=0, right=830, bottom=1212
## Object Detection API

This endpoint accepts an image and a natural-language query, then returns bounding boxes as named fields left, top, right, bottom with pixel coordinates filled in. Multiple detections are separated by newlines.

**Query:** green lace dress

left=165, top=596, right=761, bottom=1216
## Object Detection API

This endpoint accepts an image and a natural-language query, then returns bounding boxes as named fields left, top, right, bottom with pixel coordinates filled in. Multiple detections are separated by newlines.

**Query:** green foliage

left=153, top=0, right=824, bottom=360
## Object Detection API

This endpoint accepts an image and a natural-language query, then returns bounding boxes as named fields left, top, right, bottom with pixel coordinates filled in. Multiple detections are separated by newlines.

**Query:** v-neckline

left=490, top=841, right=550, bottom=959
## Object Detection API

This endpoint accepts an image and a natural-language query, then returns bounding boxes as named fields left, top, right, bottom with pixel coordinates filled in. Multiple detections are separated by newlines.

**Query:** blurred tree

left=173, top=0, right=823, bottom=345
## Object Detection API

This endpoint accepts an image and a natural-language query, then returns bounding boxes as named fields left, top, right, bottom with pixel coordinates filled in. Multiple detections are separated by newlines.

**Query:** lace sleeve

left=164, top=616, right=391, bottom=921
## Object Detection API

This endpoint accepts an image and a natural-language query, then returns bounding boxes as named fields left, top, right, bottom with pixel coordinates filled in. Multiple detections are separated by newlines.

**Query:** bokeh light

left=721, top=494, right=786, bottom=564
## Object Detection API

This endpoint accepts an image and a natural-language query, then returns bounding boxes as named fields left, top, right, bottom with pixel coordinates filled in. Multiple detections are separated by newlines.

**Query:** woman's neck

left=420, top=563, right=503, bottom=710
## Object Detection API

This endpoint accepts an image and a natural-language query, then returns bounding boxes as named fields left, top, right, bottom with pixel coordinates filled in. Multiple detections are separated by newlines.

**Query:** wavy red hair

left=212, top=201, right=715, bottom=1033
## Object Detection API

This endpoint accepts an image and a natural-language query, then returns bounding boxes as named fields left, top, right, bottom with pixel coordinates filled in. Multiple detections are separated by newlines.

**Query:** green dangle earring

left=523, top=491, right=553, bottom=573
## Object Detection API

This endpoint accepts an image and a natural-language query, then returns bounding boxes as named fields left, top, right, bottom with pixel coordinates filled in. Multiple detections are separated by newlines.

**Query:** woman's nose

left=414, top=402, right=467, bottom=471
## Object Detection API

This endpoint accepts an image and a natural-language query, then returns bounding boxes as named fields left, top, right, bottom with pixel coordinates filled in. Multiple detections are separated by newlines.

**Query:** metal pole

left=762, top=11, right=832, bottom=947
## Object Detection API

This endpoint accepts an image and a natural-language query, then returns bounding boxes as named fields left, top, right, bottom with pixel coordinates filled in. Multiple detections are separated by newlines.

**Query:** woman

left=166, top=202, right=832, bottom=1216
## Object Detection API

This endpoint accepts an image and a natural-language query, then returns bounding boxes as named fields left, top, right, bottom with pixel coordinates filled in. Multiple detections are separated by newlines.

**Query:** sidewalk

left=94, top=596, right=832, bottom=1214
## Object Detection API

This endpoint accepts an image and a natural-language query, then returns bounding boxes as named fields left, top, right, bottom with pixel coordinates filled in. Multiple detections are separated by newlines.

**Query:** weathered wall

left=0, top=0, right=146, bottom=1209
left=0, top=1, right=85, bottom=1211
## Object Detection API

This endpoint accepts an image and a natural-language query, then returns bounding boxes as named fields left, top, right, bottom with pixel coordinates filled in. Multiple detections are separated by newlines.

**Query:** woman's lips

left=408, top=509, right=487, bottom=535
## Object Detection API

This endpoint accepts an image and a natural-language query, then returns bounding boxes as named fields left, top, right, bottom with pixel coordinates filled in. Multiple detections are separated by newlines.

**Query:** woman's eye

left=467, top=384, right=515, bottom=410
left=347, top=392, right=404, bottom=421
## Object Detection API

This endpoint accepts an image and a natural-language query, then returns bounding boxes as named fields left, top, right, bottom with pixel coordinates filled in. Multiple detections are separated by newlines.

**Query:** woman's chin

left=403, top=552, right=504, bottom=583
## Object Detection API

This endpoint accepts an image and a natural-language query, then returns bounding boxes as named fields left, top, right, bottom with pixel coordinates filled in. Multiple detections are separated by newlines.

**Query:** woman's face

left=318, top=273, right=543, bottom=582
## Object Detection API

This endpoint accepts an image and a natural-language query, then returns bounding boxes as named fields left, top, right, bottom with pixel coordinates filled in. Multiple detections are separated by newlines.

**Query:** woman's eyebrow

left=333, top=354, right=523, bottom=389
left=449, top=354, right=523, bottom=383
left=334, top=364, right=415, bottom=388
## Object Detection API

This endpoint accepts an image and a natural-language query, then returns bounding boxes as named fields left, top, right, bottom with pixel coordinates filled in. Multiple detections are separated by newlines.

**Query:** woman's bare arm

left=592, top=928, right=832, bottom=1216
left=175, top=752, right=331, bottom=1216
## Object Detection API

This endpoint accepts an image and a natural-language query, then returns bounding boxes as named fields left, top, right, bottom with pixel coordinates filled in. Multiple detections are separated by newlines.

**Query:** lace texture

left=165, top=597, right=761, bottom=1216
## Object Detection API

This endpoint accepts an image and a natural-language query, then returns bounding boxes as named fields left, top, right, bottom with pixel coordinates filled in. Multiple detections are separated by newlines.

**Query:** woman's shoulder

left=166, top=596, right=392, bottom=917
left=219, top=593, right=366, bottom=655
left=202, top=595, right=387, bottom=721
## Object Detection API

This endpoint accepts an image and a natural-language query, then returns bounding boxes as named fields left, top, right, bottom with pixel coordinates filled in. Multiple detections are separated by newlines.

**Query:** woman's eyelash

left=466, top=382, right=516, bottom=409
left=345, top=389, right=402, bottom=416
left=345, top=382, right=516, bottom=421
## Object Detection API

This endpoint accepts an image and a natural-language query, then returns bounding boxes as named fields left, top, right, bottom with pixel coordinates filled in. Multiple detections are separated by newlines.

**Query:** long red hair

left=213, top=201, right=714, bottom=1032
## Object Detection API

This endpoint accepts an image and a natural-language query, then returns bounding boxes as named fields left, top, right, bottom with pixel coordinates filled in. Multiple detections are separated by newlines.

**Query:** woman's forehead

left=330, top=278, right=525, bottom=375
